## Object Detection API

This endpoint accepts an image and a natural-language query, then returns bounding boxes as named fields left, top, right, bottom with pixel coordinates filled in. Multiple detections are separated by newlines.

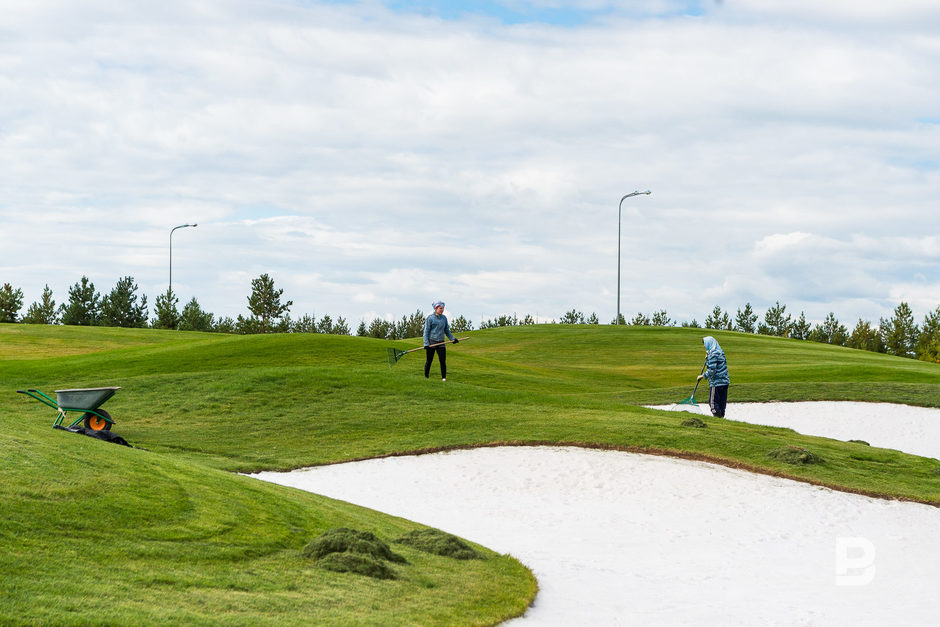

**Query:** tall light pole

left=617, top=190, right=651, bottom=325
left=169, top=223, right=197, bottom=296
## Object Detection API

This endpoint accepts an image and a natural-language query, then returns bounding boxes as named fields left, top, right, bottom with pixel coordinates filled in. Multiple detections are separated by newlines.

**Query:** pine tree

left=651, top=310, right=673, bottom=327
left=367, top=318, right=393, bottom=339
left=451, top=315, right=473, bottom=333
left=810, top=312, right=847, bottom=345
left=789, top=312, right=811, bottom=340
left=704, top=305, right=731, bottom=330
left=59, top=276, right=100, bottom=326
left=179, top=298, right=214, bottom=332
left=100, top=276, right=148, bottom=328
left=846, top=319, right=882, bottom=352
left=734, top=303, right=758, bottom=333
left=22, top=284, right=57, bottom=324
left=0, top=283, right=24, bottom=323
left=759, top=301, right=791, bottom=337
left=292, top=314, right=318, bottom=333
left=246, top=273, right=292, bottom=333
left=317, top=314, right=334, bottom=334
left=880, top=302, right=918, bottom=358
left=561, top=309, right=585, bottom=324
left=915, top=307, right=940, bottom=363
left=215, top=316, right=237, bottom=334
left=333, top=316, right=350, bottom=335
left=152, top=288, right=180, bottom=329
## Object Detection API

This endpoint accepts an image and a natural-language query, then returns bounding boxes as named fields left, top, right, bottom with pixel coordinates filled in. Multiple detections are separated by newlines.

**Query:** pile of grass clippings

left=304, top=527, right=406, bottom=579
left=768, top=446, right=824, bottom=465
left=317, top=552, right=400, bottom=579
left=396, top=529, right=483, bottom=560
left=680, top=416, right=707, bottom=428
left=848, top=439, right=871, bottom=446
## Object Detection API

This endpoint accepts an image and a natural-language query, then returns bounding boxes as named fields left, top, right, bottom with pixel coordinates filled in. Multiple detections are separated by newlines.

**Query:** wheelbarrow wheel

left=83, top=409, right=113, bottom=431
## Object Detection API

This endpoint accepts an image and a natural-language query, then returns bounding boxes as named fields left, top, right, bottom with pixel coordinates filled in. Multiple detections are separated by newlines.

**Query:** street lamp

left=617, top=190, right=651, bottom=325
left=169, top=223, right=197, bottom=296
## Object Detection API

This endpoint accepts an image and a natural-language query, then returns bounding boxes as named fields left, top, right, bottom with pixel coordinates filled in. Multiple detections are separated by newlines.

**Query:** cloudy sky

left=2, top=0, right=939, bottom=328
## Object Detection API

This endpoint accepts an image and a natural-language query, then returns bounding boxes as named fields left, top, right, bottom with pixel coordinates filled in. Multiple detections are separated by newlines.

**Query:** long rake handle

left=400, top=337, right=471, bottom=355
left=690, top=360, right=707, bottom=395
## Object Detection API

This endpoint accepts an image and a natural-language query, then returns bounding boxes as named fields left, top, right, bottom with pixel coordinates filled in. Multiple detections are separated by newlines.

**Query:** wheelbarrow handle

left=17, top=389, right=60, bottom=409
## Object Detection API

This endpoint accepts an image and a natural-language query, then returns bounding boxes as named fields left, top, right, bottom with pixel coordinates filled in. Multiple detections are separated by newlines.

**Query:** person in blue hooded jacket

left=697, top=336, right=730, bottom=417
left=423, top=301, right=457, bottom=380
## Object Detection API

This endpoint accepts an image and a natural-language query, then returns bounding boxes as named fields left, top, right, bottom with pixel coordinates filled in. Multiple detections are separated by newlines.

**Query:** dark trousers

left=709, top=385, right=728, bottom=418
left=425, top=345, right=446, bottom=379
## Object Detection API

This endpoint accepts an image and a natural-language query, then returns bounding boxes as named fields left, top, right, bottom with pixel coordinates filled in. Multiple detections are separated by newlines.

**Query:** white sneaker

left=442, top=378, right=446, bottom=381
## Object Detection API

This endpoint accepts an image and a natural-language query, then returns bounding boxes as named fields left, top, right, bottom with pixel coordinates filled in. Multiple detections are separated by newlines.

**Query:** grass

left=396, top=529, right=483, bottom=560
left=1, top=322, right=939, bottom=624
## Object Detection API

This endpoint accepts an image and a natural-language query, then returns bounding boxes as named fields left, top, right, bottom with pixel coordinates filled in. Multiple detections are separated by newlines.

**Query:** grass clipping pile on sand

left=396, top=528, right=483, bottom=560
left=304, top=528, right=407, bottom=580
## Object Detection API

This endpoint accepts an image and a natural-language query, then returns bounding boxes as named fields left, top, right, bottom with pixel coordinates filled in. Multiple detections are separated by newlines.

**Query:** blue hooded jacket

left=424, top=313, right=455, bottom=345
left=702, top=336, right=730, bottom=387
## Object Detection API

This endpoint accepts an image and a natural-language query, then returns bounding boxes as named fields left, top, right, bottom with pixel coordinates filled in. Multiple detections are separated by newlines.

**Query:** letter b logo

left=835, top=537, right=876, bottom=586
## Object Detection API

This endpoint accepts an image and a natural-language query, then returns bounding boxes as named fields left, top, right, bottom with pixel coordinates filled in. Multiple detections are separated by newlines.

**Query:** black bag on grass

left=55, top=424, right=131, bottom=447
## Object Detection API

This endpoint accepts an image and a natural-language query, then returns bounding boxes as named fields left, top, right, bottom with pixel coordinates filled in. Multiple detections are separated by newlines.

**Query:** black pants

left=425, top=345, right=446, bottom=379
left=709, top=385, right=728, bottom=418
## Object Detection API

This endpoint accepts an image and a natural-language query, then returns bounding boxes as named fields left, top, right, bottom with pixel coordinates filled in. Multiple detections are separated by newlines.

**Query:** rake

left=386, top=337, right=471, bottom=368
left=671, top=360, right=707, bottom=412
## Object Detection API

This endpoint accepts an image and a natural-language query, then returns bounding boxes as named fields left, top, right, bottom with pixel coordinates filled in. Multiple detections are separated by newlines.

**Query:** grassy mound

left=680, top=416, right=707, bottom=428
left=396, top=529, right=483, bottom=560
left=768, top=446, right=825, bottom=465
left=303, top=527, right=407, bottom=579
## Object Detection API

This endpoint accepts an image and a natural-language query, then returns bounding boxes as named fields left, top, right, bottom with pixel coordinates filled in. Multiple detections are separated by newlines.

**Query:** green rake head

left=386, top=347, right=407, bottom=368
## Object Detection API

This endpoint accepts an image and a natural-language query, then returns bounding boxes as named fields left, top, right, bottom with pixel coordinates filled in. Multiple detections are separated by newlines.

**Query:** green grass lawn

left=1, top=323, right=939, bottom=625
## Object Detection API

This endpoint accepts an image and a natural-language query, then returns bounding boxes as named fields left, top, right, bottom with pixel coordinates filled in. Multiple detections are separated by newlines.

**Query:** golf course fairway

left=1, top=323, right=938, bottom=625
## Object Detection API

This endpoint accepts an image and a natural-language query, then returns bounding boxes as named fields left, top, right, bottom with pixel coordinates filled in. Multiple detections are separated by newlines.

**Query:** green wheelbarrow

left=17, top=387, right=120, bottom=431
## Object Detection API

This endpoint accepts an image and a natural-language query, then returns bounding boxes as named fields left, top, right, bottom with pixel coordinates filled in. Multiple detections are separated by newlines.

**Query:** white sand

left=250, top=404, right=940, bottom=625
left=649, top=401, right=940, bottom=460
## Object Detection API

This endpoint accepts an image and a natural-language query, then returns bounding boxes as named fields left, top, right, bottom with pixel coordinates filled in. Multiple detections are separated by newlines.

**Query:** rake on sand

left=386, top=337, right=471, bottom=368
left=671, top=360, right=707, bottom=412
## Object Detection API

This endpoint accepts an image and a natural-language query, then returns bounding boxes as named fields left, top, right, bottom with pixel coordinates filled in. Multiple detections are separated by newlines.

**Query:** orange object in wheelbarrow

left=17, top=387, right=120, bottom=431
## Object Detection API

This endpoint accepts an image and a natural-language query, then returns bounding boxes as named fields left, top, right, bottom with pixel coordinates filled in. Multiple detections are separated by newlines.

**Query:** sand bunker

left=250, top=403, right=940, bottom=625
left=650, top=401, right=940, bottom=460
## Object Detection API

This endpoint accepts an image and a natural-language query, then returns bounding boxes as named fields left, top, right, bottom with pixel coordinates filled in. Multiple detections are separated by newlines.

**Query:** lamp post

left=617, top=190, right=651, bottom=325
left=169, top=223, right=197, bottom=296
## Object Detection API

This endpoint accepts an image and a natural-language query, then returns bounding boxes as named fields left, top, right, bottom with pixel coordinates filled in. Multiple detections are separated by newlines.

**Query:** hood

left=703, top=336, right=723, bottom=354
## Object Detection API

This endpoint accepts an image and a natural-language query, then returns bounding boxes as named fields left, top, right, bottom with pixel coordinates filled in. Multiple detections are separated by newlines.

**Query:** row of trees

left=0, top=275, right=314, bottom=334
left=619, top=300, right=939, bottom=363
left=1, top=276, right=938, bottom=363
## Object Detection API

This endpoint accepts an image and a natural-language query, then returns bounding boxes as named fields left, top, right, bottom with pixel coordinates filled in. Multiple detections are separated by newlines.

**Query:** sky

left=2, top=0, right=939, bottom=329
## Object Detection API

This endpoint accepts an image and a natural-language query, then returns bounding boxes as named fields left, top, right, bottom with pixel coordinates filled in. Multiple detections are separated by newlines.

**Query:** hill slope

left=2, top=323, right=939, bottom=624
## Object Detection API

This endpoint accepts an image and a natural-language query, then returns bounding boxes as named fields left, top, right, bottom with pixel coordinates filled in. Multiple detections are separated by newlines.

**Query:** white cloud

left=2, top=1, right=940, bottom=329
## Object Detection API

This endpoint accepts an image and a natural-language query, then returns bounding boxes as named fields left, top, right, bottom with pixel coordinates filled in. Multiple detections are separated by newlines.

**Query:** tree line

left=1, top=276, right=937, bottom=363
left=617, top=300, right=939, bottom=364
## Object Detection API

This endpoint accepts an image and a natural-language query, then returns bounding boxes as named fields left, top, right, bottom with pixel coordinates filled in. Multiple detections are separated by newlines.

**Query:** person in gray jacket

left=697, top=336, right=730, bottom=417
left=423, top=301, right=457, bottom=380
